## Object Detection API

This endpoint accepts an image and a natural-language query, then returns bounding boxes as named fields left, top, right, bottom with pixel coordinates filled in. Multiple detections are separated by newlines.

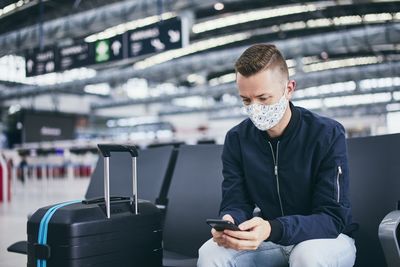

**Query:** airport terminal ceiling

left=0, top=0, right=399, bottom=138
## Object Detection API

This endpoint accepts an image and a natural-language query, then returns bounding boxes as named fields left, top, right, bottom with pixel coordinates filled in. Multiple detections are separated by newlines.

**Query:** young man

left=197, top=44, right=357, bottom=267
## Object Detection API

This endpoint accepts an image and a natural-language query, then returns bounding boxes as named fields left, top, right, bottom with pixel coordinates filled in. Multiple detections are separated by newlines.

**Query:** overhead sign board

left=25, top=17, right=188, bottom=77
left=94, top=34, right=124, bottom=63
left=128, top=17, right=185, bottom=58
left=25, top=47, right=56, bottom=77
left=58, top=42, right=92, bottom=71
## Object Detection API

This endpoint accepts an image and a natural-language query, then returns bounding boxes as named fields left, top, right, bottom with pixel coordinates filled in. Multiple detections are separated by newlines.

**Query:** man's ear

left=287, top=80, right=296, bottom=99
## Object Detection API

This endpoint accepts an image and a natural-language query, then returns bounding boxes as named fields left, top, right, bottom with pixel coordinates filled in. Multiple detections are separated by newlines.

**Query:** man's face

left=236, top=67, right=294, bottom=106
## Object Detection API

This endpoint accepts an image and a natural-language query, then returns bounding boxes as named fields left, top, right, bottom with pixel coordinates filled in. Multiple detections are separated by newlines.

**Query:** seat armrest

left=7, top=240, right=28, bottom=255
left=379, top=210, right=400, bottom=267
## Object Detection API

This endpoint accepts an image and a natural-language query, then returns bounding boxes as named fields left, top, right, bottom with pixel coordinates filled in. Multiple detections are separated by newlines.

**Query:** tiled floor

left=0, top=177, right=90, bottom=267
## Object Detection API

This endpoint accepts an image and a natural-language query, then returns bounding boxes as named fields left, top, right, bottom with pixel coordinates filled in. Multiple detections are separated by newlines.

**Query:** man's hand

left=213, top=216, right=271, bottom=251
left=211, top=214, right=235, bottom=248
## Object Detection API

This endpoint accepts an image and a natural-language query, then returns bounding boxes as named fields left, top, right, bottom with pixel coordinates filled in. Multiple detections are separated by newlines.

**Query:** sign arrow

left=95, top=40, right=110, bottom=62
left=45, top=61, right=55, bottom=72
left=168, top=30, right=180, bottom=43
left=27, top=59, right=34, bottom=73
left=151, top=39, right=165, bottom=51
left=111, top=40, right=122, bottom=56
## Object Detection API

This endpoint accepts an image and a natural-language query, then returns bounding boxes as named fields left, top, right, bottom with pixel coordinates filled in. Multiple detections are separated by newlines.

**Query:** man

left=197, top=44, right=357, bottom=267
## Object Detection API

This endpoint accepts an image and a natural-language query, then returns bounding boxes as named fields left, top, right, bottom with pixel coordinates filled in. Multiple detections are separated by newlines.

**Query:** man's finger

left=223, top=234, right=258, bottom=250
left=214, top=238, right=225, bottom=246
left=212, top=228, right=224, bottom=237
left=238, top=217, right=262, bottom=231
left=222, top=214, right=235, bottom=224
left=224, top=229, right=257, bottom=241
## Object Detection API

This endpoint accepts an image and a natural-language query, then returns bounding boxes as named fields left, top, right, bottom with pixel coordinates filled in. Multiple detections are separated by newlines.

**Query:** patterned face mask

left=245, top=89, right=289, bottom=131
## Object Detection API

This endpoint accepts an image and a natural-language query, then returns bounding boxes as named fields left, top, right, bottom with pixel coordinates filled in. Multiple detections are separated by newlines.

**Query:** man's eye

left=242, top=99, right=250, bottom=105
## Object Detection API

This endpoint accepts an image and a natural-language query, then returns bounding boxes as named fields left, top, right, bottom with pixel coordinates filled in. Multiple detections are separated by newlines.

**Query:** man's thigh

left=289, top=234, right=356, bottom=267
left=197, top=238, right=291, bottom=267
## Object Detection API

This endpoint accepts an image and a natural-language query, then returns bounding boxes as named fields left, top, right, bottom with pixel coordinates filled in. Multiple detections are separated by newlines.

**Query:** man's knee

left=289, top=235, right=356, bottom=267
left=289, top=242, right=325, bottom=267
left=198, top=239, right=214, bottom=263
left=290, top=249, right=325, bottom=267
left=197, top=238, right=233, bottom=267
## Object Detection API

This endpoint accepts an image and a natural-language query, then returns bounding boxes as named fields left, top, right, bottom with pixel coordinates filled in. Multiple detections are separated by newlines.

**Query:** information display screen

left=23, top=112, right=76, bottom=143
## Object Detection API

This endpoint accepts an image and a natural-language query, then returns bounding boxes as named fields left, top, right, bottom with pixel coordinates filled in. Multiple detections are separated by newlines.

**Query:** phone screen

left=206, top=219, right=241, bottom=231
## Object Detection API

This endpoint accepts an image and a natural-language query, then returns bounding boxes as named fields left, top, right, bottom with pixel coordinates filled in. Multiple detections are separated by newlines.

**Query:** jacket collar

left=265, top=101, right=300, bottom=142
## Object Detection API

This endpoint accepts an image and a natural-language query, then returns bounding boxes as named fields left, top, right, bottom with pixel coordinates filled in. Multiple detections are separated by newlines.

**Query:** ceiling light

left=134, top=32, right=250, bottom=69
left=303, top=56, right=382, bottom=72
left=307, top=18, right=332, bottom=28
left=301, top=56, right=320, bottom=65
left=2, top=3, right=16, bottom=14
left=214, top=2, right=224, bottom=11
left=386, top=103, right=400, bottom=112
left=221, top=94, right=239, bottom=104
left=114, top=116, right=159, bottom=127
left=8, top=104, right=21, bottom=115
left=323, top=93, right=392, bottom=108
left=393, top=91, right=400, bottom=101
left=333, top=15, right=362, bottom=26
left=0, top=0, right=30, bottom=18
left=363, top=13, right=392, bottom=23
left=292, top=99, right=323, bottom=110
left=85, top=12, right=176, bottom=43
left=124, top=80, right=149, bottom=99
left=280, top=21, right=306, bottom=31
left=187, top=73, right=206, bottom=84
left=359, top=77, right=400, bottom=90
left=285, top=59, right=296, bottom=68
left=172, top=96, right=205, bottom=108
left=24, top=67, right=97, bottom=86
left=0, top=54, right=26, bottom=83
left=294, top=82, right=356, bottom=98
left=84, top=83, right=111, bottom=95
left=192, top=3, right=323, bottom=34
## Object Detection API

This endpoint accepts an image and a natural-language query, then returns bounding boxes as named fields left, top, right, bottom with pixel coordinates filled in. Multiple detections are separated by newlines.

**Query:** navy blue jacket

left=220, top=103, right=354, bottom=246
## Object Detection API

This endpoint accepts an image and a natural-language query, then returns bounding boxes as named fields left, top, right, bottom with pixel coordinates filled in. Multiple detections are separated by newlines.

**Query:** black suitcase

left=27, top=144, right=163, bottom=267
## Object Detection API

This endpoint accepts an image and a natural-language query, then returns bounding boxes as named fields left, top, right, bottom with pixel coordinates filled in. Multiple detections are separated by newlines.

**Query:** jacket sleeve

left=274, top=124, right=352, bottom=245
left=219, top=130, right=255, bottom=225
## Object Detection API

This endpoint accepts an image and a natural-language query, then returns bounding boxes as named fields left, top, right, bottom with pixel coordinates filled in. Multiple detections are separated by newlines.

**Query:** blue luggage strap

left=36, top=200, right=81, bottom=267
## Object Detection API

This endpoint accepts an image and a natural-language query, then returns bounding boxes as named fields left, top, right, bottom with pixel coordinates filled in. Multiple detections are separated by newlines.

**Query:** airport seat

left=347, top=133, right=400, bottom=266
left=379, top=208, right=400, bottom=267
left=7, top=240, right=27, bottom=255
left=161, top=134, right=400, bottom=267
left=162, top=144, right=223, bottom=267
left=9, top=135, right=400, bottom=267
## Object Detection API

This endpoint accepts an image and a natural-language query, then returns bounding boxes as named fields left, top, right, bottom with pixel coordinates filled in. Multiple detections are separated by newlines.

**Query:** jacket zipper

left=336, top=166, right=342, bottom=203
left=268, top=141, right=284, bottom=216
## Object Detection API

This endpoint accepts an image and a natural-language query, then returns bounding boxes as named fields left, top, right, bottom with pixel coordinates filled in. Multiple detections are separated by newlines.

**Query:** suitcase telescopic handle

left=97, top=144, right=138, bottom=157
left=97, top=144, right=139, bottom=219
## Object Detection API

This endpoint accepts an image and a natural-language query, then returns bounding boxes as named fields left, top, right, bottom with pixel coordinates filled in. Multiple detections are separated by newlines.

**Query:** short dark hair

left=235, top=44, right=289, bottom=78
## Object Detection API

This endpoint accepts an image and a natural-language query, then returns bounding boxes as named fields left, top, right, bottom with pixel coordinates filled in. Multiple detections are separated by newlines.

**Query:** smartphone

left=206, top=219, right=241, bottom=231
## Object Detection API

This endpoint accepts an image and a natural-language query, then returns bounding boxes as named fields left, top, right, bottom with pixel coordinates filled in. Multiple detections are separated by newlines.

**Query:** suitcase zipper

left=37, top=200, right=81, bottom=267
left=268, top=141, right=284, bottom=216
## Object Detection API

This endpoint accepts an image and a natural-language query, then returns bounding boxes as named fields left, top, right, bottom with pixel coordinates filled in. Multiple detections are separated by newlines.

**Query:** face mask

left=245, top=89, right=289, bottom=131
